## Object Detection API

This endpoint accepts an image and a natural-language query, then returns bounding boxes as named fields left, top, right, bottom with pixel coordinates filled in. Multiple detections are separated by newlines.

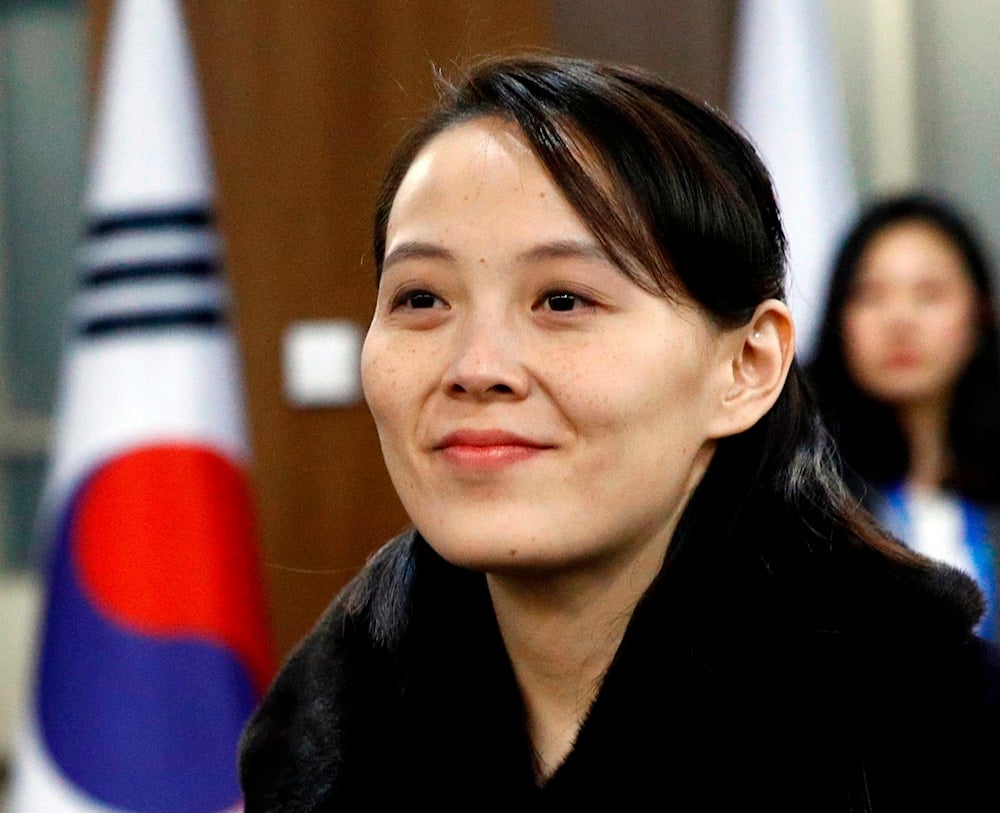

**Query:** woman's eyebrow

left=518, top=239, right=611, bottom=265
left=382, top=238, right=611, bottom=272
left=382, top=241, right=457, bottom=272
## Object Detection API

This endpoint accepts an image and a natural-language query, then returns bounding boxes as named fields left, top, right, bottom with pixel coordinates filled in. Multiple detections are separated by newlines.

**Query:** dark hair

left=372, top=55, right=923, bottom=585
left=809, top=193, right=1000, bottom=503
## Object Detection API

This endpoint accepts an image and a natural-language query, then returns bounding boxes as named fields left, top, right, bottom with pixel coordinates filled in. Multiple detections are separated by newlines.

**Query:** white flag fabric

left=731, top=0, right=858, bottom=361
left=7, top=0, right=274, bottom=809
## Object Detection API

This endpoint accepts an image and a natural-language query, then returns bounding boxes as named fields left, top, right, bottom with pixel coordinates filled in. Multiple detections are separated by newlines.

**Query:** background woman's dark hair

left=372, top=55, right=924, bottom=587
left=808, top=194, right=1000, bottom=504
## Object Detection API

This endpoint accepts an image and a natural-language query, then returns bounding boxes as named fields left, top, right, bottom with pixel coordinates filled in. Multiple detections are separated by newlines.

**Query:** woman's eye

left=543, top=292, right=590, bottom=312
left=915, top=281, right=948, bottom=305
left=395, top=290, right=441, bottom=310
left=848, top=283, right=885, bottom=309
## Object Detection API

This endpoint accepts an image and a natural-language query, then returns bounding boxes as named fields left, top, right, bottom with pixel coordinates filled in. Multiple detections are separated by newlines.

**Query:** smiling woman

left=238, top=57, right=1000, bottom=809
left=366, top=118, right=745, bottom=584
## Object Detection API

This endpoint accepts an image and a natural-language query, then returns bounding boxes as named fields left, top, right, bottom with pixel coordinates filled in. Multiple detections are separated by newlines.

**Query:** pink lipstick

left=435, top=430, right=552, bottom=470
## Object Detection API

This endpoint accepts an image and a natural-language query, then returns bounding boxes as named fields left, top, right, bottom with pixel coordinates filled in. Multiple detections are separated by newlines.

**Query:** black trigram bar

left=80, top=308, right=224, bottom=337
left=88, top=207, right=212, bottom=238
left=84, top=258, right=217, bottom=287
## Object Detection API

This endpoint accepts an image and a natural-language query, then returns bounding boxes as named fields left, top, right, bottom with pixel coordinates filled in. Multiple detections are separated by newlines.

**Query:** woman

left=240, top=57, right=999, bottom=809
left=809, top=195, right=1000, bottom=642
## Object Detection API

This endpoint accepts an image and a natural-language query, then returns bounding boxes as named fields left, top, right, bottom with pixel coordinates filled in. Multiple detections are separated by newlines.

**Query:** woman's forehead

left=401, top=117, right=536, bottom=187
left=386, top=113, right=683, bottom=303
left=387, top=119, right=592, bottom=244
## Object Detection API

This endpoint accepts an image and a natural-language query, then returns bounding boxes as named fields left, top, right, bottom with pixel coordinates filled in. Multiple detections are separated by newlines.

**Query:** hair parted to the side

left=809, top=193, right=1000, bottom=504
left=372, top=54, right=925, bottom=577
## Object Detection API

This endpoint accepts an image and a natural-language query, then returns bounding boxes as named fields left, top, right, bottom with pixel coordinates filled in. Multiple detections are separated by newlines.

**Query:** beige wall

left=829, top=0, right=1000, bottom=262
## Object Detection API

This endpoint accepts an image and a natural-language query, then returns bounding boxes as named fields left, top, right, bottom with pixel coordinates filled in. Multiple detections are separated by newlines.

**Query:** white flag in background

left=732, top=0, right=858, bottom=361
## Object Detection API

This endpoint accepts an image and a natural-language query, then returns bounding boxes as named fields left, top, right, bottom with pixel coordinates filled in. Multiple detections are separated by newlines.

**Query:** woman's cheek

left=360, top=333, right=396, bottom=420
left=362, top=332, right=430, bottom=430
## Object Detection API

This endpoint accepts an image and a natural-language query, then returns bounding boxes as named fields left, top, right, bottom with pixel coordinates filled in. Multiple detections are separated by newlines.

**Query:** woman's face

left=362, top=118, right=736, bottom=575
left=841, top=221, right=980, bottom=409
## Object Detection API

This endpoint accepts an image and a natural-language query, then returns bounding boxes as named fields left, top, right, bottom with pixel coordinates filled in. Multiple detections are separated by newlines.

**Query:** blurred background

left=1, top=0, right=998, bottom=790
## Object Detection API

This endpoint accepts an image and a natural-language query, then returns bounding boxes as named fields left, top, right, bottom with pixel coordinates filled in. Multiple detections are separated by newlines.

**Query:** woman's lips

left=885, top=349, right=921, bottom=369
left=434, top=430, right=553, bottom=469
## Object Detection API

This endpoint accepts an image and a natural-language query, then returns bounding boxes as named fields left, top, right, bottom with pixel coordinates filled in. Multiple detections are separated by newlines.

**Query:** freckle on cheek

left=508, top=548, right=517, bottom=557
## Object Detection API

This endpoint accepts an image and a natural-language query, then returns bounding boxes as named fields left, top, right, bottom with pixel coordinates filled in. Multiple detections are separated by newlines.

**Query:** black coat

left=240, top=525, right=1000, bottom=811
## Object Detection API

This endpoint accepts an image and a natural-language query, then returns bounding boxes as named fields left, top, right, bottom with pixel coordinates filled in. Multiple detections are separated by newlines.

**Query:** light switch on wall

left=282, top=320, right=364, bottom=408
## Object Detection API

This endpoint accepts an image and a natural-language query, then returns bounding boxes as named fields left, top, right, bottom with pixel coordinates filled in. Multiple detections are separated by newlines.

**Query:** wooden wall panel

left=552, top=0, right=736, bottom=109
left=87, top=1, right=732, bottom=660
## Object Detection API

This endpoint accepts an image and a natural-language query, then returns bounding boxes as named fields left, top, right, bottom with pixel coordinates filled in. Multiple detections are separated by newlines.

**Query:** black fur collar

left=240, top=527, right=997, bottom=810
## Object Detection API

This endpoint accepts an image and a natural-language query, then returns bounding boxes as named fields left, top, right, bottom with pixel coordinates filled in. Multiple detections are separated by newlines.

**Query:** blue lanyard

left=882, top=483, right=996, bottom=640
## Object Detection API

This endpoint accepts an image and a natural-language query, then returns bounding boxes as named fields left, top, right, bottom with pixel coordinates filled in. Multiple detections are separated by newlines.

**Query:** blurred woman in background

left=809, top=194, right=1000, bottom=641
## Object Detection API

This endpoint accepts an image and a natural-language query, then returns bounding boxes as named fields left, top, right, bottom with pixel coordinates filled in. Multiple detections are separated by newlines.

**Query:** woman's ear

left=707, top=299, right=795, bottom=439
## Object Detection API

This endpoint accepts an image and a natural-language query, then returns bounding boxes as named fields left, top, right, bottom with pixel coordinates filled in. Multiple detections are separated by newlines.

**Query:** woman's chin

left=417, top=528, right=596, bottom=576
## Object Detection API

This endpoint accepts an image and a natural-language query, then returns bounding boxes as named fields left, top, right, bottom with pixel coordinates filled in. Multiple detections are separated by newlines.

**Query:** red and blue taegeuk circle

left=37, top=444, right=274, bottom=810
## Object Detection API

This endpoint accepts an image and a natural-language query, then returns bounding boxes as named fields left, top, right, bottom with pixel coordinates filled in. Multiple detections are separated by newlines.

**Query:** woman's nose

left=883, top=294, right=922, bottom=330
left=442, top=315, right=530, bottom=400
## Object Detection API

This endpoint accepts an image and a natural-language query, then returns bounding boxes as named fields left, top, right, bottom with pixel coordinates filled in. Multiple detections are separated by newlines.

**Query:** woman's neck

left=897, top=397, right=953, bottom=490
left=486, top=541, right=666, bottom=783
